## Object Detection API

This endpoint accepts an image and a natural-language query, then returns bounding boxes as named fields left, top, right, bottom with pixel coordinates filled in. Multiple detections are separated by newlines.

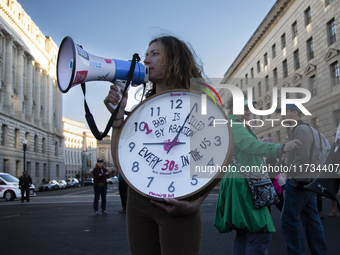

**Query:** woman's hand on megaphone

left=104, top=81, right=128, bottom=117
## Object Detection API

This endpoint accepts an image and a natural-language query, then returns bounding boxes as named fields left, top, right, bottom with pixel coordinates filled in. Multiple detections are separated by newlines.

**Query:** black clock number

left=168, top=182, right=175, bottom=193
left=191, top=175, right=198, bottom=186
left=150, top=107, right=160, bottom=116
left=170, top=99, right=183, bottom=109
left=207, top=157, right=214, bottom=166
left=129, top=142, right=135, bottom=152
left=134, top=122, right=146, bottom=132
left=208, top=116, right=215, bottom=126
left=147, top=177, right=154, bottom=188
left=132, top=162, right=139, bottom=172
left=214, top=136, right=222, bottom=146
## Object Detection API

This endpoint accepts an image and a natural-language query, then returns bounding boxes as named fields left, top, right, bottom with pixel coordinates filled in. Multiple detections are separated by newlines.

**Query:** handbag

left=97, top=182, right=104, bottom=188
left=232, top=156, right=279, bottom=209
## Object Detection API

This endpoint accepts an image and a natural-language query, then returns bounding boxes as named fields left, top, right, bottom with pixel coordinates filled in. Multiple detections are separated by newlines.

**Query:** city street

left=1, top=184, right=339, bottom=255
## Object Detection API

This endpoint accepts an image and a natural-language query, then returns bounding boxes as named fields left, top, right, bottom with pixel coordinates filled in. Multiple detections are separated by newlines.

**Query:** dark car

left=84, top=178, right=93, bottom=186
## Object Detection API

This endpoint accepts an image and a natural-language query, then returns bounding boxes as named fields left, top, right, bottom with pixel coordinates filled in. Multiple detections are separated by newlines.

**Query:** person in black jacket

left=92, top=159, right=110, bottom=216
left=18, top=171, right=32, bottom=202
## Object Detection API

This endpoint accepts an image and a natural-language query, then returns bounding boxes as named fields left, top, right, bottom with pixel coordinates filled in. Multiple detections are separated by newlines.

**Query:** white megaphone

left=56, top=36, right=149, bottom=107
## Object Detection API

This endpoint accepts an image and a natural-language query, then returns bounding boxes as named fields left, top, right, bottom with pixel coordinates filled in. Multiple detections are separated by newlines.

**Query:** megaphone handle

left=108, top=81, right=129, bottom=110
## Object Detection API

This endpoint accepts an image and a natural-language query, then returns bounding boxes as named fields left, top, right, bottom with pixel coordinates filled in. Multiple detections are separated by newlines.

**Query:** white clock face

left=117, top=90, right=233, bottom=200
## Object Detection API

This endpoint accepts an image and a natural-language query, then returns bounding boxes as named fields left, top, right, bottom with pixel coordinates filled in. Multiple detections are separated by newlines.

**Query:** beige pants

left=126, top=187, right=202, bottom=255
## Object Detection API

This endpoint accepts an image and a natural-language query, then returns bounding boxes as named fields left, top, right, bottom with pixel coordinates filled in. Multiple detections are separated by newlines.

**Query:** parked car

left=84, top=178, right=93, bottom=186
left=58, top=180, right=67, bottom=189
left=0, top=172, right=36, bottom=201
left=67, top=178, right=79, bottom=188
left=39, top=180, right=59, bottom=191
left=107, top=176, right=118, bottom=184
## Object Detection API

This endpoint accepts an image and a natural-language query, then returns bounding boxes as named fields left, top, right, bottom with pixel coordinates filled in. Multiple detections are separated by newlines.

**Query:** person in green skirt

left=214, top=94, right=301, bottom=255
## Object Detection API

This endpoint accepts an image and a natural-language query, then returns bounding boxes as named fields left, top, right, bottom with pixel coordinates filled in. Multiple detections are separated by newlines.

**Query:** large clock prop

left=116, top=89, right=233, bottom=200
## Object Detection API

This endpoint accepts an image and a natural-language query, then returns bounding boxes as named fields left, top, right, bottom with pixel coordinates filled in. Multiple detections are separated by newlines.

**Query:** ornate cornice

left=223, top=0, right=292, bottom=82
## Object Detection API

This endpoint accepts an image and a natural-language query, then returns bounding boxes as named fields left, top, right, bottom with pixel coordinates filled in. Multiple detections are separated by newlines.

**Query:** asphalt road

left=1, top=185, right=339, bottom=255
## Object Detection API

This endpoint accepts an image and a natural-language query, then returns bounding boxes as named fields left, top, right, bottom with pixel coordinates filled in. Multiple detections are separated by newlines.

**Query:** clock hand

left=143, top=142, right=186, bottom=145
left=167, top=102, right=198, bottom=154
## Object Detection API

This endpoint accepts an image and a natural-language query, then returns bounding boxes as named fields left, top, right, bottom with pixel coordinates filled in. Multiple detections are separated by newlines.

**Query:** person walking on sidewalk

left=93, top=159, right=110, bottom=216
left=18, top=171, right=32, bottom=202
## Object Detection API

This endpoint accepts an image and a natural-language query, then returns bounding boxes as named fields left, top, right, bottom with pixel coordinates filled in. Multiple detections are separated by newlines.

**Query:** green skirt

left=214, top=172, right=276, bottom=233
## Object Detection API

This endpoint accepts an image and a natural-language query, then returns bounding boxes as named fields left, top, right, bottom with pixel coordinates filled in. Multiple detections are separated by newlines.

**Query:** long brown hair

left=145, top=36, right=204, bottom=98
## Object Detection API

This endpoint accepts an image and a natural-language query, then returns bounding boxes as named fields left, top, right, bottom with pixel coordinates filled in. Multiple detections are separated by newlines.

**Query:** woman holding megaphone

left=104, top=35, right=208, bottom=255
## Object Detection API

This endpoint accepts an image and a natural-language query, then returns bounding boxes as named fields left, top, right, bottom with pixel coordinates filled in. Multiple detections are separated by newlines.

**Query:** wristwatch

left=116, top=89, right=233, bottom=200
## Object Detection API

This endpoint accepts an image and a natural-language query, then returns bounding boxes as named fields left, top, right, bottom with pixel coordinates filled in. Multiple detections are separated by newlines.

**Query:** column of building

left=25, top=56, right=33, bottom=122
left=15, top=46, right=24, bottom=117
left=48, top=74, right=54, bottom=133
left=34, top=63, right=41, bottom=125
left=42, top=70, right=48, bottom=127
left=3, top=35, right=13, bottom=112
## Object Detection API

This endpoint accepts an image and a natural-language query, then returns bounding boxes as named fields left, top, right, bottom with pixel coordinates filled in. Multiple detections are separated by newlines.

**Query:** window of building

left=305, top=7, right=311, bottom=26
left=35, top=163, right=39, bottom=177
left=312, top=117, right=319, bottom=131
left=276, top=131, right=281, bottom=143
left=328, top=18, right=336, bottom=45
left=43, top=163, right=47, bottom=178
left=56, top=165, right=60, bottom=177
left=335, top=110, right=340, bottom=127
left=273, top=68, right=278, bottom=85
left=264, top=53, right=268, bottom=67
left=25, top=132, right=30, bottom=150
left=294, top=49, right=300, bottom=70
left=27, top=162, right=31, bottom=173
left=1, top=124, right=7, bottom=146
left=272, top=44, right=276, bottom=58
left=258, top=82, right=262, bottom=97
left=292, top=21, right=298, bottom=39
left=309, top=75, right=317, bottom=96
left=257, top=61, right=261, bottom=73
left=14, top=128, right=20, bottom=149
left=252, top=87, right=255, bottom=99
left=325, top=0, right=333, bottom=8
left=240, top=79, right=243, bottom=89
left=3, top=159, right=9, bottom=173
left=283, top=59, right=288, bottom=78
left=16, top=160, right=21, bottom=177
left=331, top=61, right=340, bottom=86
left=245, top=74, right=248, bottom=84
left=307, top=37, right=314, bottom=61
left=281, top=33, right=286, bottom=49
left=55, top=141, right=58, bottom=156
left=265, top=75, right=269, bottom=92
left=42, top=138, right=46, bottom=154
left=251, top=68, right=254, bottom=79
left=34, top=135, right=38, bottom=152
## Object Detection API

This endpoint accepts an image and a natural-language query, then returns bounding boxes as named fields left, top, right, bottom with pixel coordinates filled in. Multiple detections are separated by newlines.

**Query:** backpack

left=291, top=123, right=331, bottom=182
left=305, top=124, right=331, bottom=167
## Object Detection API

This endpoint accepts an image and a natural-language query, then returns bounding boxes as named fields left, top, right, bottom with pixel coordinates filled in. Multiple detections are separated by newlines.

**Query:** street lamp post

left=23, top=139, right=27, bottom=173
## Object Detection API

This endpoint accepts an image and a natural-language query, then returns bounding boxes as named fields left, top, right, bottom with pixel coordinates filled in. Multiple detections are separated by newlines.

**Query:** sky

left=18, top=0, right=277, bottom=132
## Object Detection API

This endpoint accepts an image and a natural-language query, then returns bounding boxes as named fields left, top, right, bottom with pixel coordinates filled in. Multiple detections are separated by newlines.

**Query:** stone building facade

left=220, top=0, right=340, bottom=143
left=0, top=0, right=63, bottom=187
left=62, top=117, right=97, bottom=180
